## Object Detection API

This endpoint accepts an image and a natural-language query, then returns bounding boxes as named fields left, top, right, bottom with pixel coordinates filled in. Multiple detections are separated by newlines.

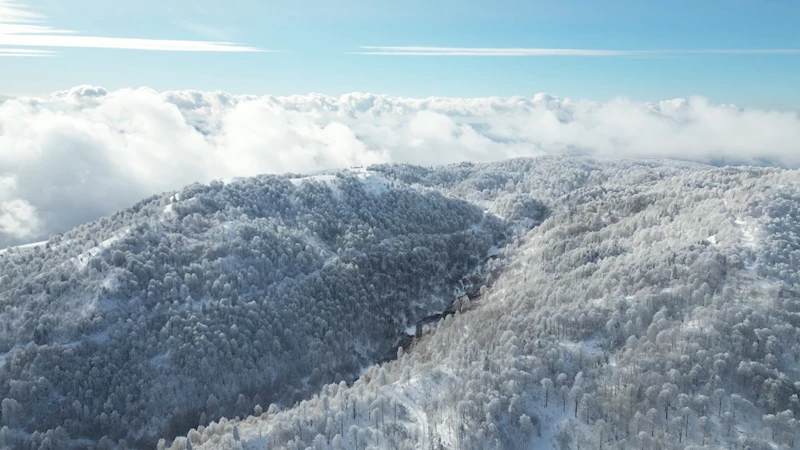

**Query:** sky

left=1, top=0, right=799, bottom=107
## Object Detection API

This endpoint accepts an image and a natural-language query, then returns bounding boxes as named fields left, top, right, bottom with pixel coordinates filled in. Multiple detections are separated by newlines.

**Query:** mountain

left=0, top=168, right=508, bottom=448
left=1, top=157, right=799, bottom=450
left=170, top=158, right=799, bottom=450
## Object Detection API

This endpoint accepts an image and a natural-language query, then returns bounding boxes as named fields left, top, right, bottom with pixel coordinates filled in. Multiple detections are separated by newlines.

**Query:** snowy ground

left=289, top=166, right=391, bottom=197
left=69, top=228, right=129, bottom=270
left=0, top=240, right=47, bottom=255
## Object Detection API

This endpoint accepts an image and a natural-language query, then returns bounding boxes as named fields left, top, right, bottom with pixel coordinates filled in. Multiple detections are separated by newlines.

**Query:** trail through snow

left=387, top=382, right=428, bottom=449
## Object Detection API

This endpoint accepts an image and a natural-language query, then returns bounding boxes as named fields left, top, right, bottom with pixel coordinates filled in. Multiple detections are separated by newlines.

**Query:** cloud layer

left=0, top=0, right=265, bottom=56
left=1, top=86, right=799, bottom=245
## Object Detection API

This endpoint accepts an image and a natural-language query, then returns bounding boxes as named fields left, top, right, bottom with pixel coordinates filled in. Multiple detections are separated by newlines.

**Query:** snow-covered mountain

left=0, top=168, right=508, bottom=448
left=2, top=157, right=799, bottom=450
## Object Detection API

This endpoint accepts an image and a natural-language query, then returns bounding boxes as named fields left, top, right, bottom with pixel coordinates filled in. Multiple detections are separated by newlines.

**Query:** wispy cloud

left=0, top=0, right=270, bottom=56
left=352, top=46, right=800, bottom=56
left=350, top=46, right=650, bottom=56
left=684, top=49, right=800, bottom=55
left=0, top=48, right=55, bottom=57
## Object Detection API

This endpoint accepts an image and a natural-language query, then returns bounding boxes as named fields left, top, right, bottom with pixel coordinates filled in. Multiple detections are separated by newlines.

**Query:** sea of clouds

left=1, top=85, right=799, bottom=245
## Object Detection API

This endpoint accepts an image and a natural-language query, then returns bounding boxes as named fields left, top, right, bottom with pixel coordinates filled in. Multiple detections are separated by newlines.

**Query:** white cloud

left=0, top=48, right=55, bottom=56
left=0, top=200, right=41, bottom=239
left=0, top=176, right=42, bottom=240
left=1, top=86, right=799, bottom=246
left=352, top=46, right=800, bottom=56
left=352, top=46, right=652, bottom=56
left=0, top=0, right=267, bottom=56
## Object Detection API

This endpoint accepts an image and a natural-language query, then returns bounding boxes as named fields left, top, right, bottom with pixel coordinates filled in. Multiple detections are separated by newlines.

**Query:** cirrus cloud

left=350, top=46, right=800, bottom=57
left=0, top=86, right=799, bottom=246
left=0, top=0, right=268, bottom=56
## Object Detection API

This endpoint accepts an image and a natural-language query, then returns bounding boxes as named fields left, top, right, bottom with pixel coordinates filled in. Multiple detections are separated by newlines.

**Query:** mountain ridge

left=1, top=157, right=798, bottom=450
left=173, top=157, right=799, bottom=450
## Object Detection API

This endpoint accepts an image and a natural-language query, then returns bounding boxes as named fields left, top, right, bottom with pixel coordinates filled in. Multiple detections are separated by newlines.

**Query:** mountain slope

left=177, top=158, right=800, bottom=450
left=0, top=169, right=508, bottom=448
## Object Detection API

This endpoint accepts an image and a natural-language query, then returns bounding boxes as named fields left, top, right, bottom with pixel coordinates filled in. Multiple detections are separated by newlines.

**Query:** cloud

left=0, top=0, right=267, bottom=56
left=351, top=46, right=653, bottom=56
left=1, top=86, right=799, bottom=246
left=352, top=46, right=800, bottom=56
left=0, top=176, right=42, bottom=240
left=0, top=48, right=55, bottom=56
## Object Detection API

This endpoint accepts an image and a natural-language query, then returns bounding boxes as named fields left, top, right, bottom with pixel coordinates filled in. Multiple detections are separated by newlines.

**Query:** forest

left=0, top=168, right=508, bottom=448
left=0, top=157, right=798, bottom=449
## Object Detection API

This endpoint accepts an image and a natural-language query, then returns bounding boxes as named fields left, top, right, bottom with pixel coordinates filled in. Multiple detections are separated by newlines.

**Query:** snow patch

left=734, top=216, right=760, bottom=274
left=161, top=203, right=177, bottom=222
left=88, top=328, right=111, bottom=343
left=289, top=174, right=343, bottom=198
left=289, top=167, right=391, bottom=197
left=323, top=254, right=338, bottom=268
left=684, top=319, right=706, bottom=333
left=289, top=174, right=339, bottom=186
left=354, top=170, right=391, bottom=195
left=150, top=349, right=171, bottom=368
left=71, top=228, right=129, bottom=269
left=0, top=240, right=47, bottom=255
left=387, top=377, right=432, bottom=449
left=560, top=338, right=605, bottom=360
left=734, top=218, right=759, bottom=250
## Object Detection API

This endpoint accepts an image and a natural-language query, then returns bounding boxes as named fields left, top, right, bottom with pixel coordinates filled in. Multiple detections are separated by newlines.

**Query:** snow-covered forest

left=1, top=157, right=799, bottom=449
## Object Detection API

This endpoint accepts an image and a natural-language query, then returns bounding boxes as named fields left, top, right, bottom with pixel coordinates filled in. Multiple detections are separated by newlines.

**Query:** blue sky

left=1, top=0, right=799, bottom=108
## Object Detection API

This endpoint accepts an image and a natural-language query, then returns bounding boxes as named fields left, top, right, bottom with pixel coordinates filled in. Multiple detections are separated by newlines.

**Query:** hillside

left=0, top=157, right=798, bottom=450
left=168, top=158, right=800, bottom=450
left=0, top=169, right=508, bottom=448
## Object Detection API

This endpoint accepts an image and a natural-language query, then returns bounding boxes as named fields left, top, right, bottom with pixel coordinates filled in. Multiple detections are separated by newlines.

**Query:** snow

left=527, top=400, right=579, bottom=450
left=149, top=349, right=171, bottom=368
left=733, top=216, right=761, bottom=276
left=705, top=235, right=717, bottom=246
left=71, top=228, right=129, bottom=269
left=161, top=203, right=177, bottom=222
left=289, top=173, right=343, bottom=198
left=0, top=240, right=47, bottom=255
left=301, top=233, right=338, bottom=268
left=289, top=166, right=391, bottom=197
left=404, top=325, right=417, bottom=336
left=387, top=377, right=432, bottom=449
left=734, top=218, right=758, bottom=250
left=560, top=338, right=606, bottom=362
left=354, top=170, right=391, bottom=195
left=323, top=254, right=338, bottom=268
left=289, top=173, right=339, bottom=186
left=684, top=319, right=705, bottom=333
